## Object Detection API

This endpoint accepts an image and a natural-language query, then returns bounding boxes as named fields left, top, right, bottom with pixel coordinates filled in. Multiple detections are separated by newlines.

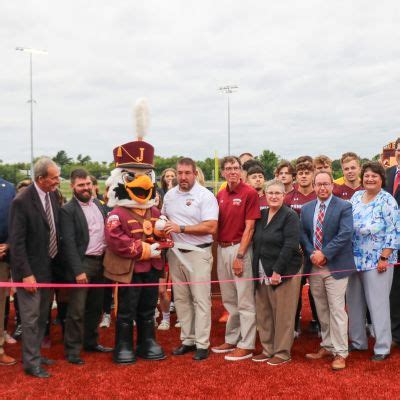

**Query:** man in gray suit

left=61, top=169, right=112, bottom=365
left=300, top=171, right=356, bottom=371
left=9, top=158, right=61, bottom=378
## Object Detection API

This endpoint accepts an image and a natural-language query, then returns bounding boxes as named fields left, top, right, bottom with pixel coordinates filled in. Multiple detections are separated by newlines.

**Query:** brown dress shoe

left=267, top=356, right=291, bottom=366
left=211, top=343, right=236, bottom=354
left=332, top=355, right=346, bottom=370
left=305, top=347, right=333, bottom=360
left=0, top=353, right=17, bottom=366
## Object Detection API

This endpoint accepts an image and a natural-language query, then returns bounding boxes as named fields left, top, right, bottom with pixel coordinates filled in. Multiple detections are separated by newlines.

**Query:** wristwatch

left=236, top=253, right=244, bottom=260
left=380, top=255, right=389, bottom=261
left=179, top=225, right=186, bottom=233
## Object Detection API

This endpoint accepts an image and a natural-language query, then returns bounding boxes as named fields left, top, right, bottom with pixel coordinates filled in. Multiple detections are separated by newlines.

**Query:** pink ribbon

left=0, top=264, right=397, bottom=288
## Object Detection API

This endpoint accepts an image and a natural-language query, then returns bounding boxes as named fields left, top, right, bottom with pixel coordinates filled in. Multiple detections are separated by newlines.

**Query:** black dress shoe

left=172, top=344, right=197, bottom=356
left=41, top=357, right=56, bottom=366
left=24, top=366, right=51, bottom=378
left=193, top=348, right=209, bottom=361
left=67, top=356, right=85, bottom=365
left=371, top=354, right=389, bottom=361
left=84, top=344, right=113, bottom=353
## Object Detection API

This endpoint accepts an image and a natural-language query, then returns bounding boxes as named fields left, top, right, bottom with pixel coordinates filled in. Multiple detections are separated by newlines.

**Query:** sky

left=1, top=1, right=400, bottom=164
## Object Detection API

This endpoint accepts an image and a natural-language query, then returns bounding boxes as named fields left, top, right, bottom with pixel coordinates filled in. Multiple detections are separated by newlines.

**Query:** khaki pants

left=168, top=247, right=212, bottom=349
left=217, top=244, right=256, bottom=350
left=256, top=275, right=301, bottom=360
left=310, top=266, right=349, bottom=357
left=0, top=261, right=10, bottom=355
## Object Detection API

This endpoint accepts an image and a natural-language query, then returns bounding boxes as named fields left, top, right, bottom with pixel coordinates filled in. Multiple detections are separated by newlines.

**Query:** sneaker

left=331, top=355, right=346, bottom=370
left=225, top=348, right=253, bottom=361
left=218, top=311, right=229, bottom=323
left=169, top=302, right=176, bottom=313
left=99, top=313, right=111, bottom=328
left=4, top=332, right=17, bottom=345
left=12, top=324, right=22, bottom=340
left=0, top=353, right=17, bottom=366
left=252, top=353, right=271, bottom=362
left=174, top=320, right=181, bottom=328
left=267, top=356, right=291, bottom=366
left=158, top=320, right=170, bottom=331
left=211, top=343, right=236, bottom=354
left=305, top=348, right=333, bottom=360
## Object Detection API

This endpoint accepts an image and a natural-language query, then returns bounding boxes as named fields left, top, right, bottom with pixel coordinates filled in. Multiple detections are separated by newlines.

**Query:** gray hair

left=265, top=179, right=285, bottom=193
left=33, top=157, right=59, bottom=181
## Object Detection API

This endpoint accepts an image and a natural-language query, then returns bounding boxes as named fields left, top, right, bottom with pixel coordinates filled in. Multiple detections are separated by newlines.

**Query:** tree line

left=0, top=149, right=379, bottom=184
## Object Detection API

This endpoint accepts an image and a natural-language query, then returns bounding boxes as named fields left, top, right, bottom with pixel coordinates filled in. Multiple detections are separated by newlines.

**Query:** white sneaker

left=158, top=320, right=170, bottom=331
left=175, top=320, right=181, bottom=328
left=169, top=302, right=175, bottom=313
left=99, top=313, right=111, bottom=328
left=4, top=332, right=17, bottom=344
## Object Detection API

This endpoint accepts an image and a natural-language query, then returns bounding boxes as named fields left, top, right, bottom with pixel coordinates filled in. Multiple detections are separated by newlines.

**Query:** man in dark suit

left=384, top=137, right=400, bottom=346
left=9, top=157, right=61, bottom=378
left=300, top=171, right=356, bottom=371
left=61, top=169, right=112, bottom=365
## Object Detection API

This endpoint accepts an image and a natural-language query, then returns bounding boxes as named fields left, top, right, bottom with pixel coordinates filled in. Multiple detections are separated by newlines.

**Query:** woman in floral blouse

left=347, top=161, right=398, bottom=361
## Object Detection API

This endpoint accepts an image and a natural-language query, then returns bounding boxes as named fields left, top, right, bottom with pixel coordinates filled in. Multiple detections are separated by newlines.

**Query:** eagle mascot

left=104, top=99, right=167, bottom=364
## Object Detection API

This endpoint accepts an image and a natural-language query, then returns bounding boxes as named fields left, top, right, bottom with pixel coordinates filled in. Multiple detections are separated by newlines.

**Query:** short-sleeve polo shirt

left=162, top=182, right=219, bottom=245
left=217, top=181, right=261, bottom=243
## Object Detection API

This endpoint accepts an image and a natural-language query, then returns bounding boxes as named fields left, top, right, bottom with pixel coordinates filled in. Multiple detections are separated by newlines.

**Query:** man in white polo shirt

left=162, top=158, right=218, bottom=361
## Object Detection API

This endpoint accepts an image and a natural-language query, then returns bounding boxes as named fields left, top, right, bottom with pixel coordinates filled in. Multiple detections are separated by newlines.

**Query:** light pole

left=16, top=47, right=48, bottom=178
left=219, top=85, right=238, bottom=155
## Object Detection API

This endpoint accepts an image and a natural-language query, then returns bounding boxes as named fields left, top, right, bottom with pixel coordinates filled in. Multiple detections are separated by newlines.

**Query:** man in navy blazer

left=300, top=171, right=356, bottom=371
left=384, top=137, right=400, bottom=346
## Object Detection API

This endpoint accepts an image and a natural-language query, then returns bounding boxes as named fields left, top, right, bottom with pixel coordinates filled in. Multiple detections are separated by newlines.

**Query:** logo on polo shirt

left=232, top=198, right=242, bottom=206
left=186, top=198, right=195, bottom=206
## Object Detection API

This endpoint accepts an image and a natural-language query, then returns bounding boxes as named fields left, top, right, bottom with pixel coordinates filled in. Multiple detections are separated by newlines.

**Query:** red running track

left=1, top=289, right=400, bottom=399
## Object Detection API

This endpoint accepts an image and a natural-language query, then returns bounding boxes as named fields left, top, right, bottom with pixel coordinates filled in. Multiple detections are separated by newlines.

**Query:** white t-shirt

left=161, top=182, right=219, bottom=245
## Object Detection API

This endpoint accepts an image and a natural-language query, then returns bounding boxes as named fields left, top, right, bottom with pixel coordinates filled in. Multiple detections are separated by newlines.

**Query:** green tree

left=76, top=154, right=92, bottom=165
left=53, top=150, right=73, bottom=167
left=257, top=150, right=280, bottom=179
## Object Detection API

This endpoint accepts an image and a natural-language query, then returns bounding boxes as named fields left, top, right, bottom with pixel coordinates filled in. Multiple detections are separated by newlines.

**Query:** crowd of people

left=0, top=139, right=399, bottom=377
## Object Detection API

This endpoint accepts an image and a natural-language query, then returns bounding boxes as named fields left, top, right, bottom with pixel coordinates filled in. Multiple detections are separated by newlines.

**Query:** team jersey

left=284, top=188, right=316, bottom=216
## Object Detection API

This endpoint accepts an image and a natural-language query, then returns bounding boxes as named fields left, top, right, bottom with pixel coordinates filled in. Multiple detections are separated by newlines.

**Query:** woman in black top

left=252, top=179, right=302, bottom=366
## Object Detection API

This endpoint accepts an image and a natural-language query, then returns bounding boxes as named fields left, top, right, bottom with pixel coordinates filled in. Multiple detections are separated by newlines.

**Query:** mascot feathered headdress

left=106, top=98, right=157, bottom=209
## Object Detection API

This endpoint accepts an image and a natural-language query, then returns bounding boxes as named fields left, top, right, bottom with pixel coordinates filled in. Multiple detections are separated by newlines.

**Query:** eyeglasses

left=224, top=167, right=241, bottom=172
left=314, top=183, right=332, bottom=188
left=266, top=191, right=284, bottom=196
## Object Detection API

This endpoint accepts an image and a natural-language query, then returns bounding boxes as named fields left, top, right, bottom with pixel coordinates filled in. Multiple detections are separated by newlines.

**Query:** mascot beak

left=125, top=174, right=154, bottom=204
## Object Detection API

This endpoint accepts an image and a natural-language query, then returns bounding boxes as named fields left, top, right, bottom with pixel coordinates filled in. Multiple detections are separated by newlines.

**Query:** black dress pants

left=117, top=268, right=161, bottom=322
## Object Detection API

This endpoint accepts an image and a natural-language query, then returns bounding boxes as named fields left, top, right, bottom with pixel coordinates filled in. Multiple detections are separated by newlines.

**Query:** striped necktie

left=314, top=203, right=326, bottom=251
left=45, top=193, right=58, bottom=258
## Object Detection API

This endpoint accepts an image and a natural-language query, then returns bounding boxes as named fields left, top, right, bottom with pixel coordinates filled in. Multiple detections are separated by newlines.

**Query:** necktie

left=45, top=193, right=58, bottom=258
left=393, top=170, right=400, bottom=196
left=314, top=203, right=325, bottom=251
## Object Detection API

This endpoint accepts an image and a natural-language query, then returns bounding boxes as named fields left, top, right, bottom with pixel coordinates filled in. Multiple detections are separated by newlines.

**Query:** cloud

left=1, top=0, right=400, bottom=164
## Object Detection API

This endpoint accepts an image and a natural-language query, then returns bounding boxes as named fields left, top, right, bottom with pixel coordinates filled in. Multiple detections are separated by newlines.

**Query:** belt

left=218, top=241, right=240, bottom=248
left=85, top=254, right=104, bottom=260
left=179, top=243, right=213, bottom=253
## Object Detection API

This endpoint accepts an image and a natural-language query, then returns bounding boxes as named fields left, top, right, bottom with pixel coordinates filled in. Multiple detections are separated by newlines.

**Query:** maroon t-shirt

left=333, top=184, right=363, bottom=200
left=217, top=181, right=261, bottom=243
left=259, top=193, right=268, bottom=211
left=284, top=188, right=316, bottom=216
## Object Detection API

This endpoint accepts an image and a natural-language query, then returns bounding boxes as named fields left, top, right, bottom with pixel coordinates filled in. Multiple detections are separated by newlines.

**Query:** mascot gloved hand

left=104, top=99, right=166, bottom=364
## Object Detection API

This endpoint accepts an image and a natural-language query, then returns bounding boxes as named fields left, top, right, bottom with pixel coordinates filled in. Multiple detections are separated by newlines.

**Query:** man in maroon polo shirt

left=246, top=165, right=268, bottom=211
left=211, top=156, right=260, bottom=361
left=284, top=159, right=319, bottom=337
left=333, top=152, right=363, bottom=200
